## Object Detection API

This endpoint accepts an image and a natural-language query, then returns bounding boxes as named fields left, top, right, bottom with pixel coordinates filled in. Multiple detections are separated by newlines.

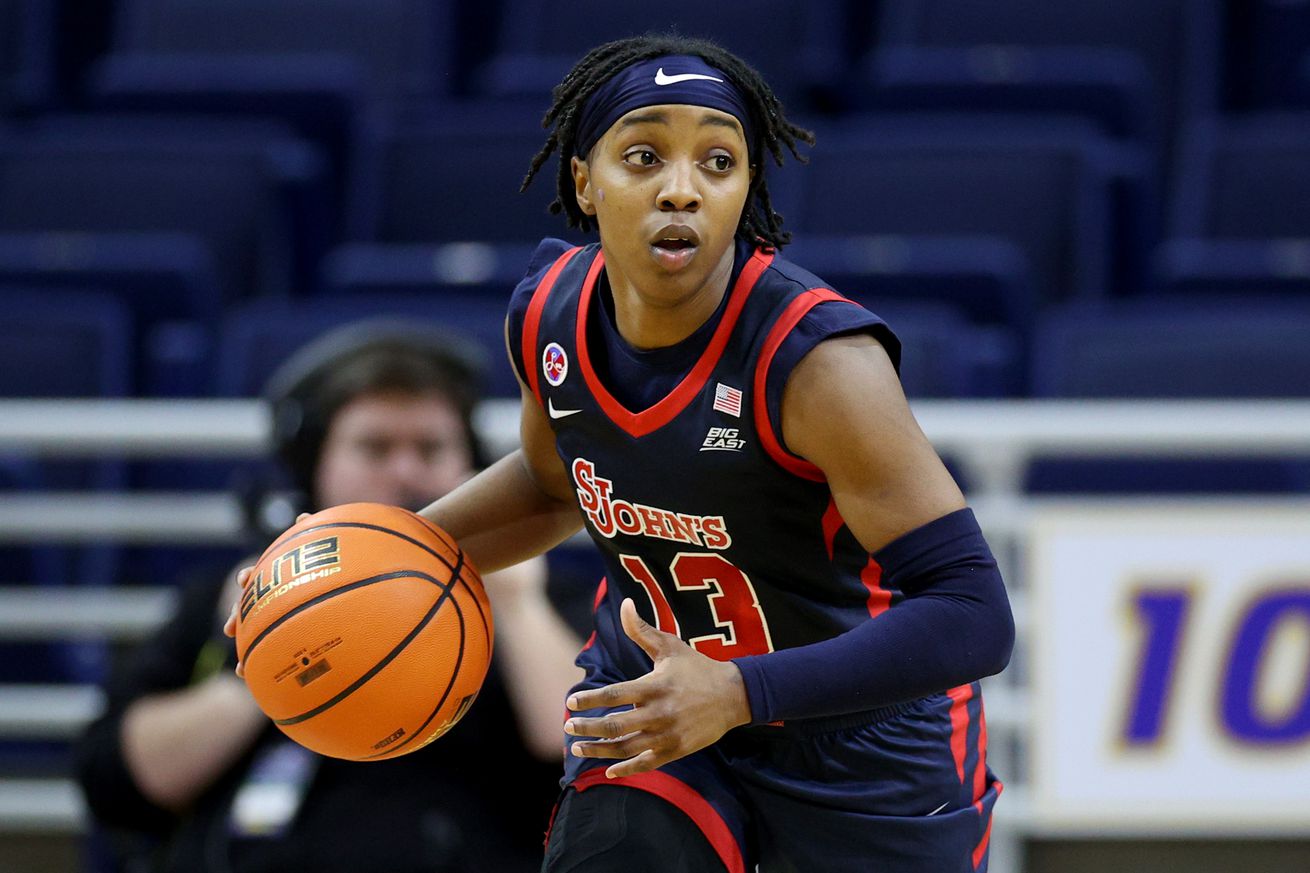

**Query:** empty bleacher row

left=0, top=1, right=1304, bottom=385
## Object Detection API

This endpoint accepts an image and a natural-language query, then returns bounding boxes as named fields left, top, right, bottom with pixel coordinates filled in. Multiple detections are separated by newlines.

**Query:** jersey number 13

left=620, top=553, right=775, bottom=659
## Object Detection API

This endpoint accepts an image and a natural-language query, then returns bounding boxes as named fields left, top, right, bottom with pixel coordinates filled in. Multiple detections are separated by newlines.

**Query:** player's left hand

left=563, top=598, right=753, bottom=778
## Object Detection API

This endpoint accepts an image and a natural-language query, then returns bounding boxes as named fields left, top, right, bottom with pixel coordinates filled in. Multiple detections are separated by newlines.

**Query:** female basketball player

left=230, top=33, right=1014, bottom=873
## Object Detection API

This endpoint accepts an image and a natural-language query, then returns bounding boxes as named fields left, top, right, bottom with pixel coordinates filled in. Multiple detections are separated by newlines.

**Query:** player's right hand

left=564, top=599, right=753, bottom=778
left=223, top=513, right=312, bottom=676
left=222, top=566, right=254, bottom=677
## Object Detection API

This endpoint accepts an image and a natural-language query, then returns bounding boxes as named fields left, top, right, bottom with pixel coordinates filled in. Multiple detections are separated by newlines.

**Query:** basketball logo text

left=372, top=727, right=406, bottom=751
left=240, top=536, right=342, bottom=622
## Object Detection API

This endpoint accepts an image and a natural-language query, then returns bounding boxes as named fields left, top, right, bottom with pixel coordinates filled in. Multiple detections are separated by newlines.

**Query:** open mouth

left=649, top=225, right=700, bottom=268
left=653, top=238, right=696, bottom=251
left=650, top=224, right=700, bottom=250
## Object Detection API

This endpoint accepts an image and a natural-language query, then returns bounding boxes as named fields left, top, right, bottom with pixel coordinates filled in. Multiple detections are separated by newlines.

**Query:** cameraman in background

left=76, top=322, right=585, bottom=872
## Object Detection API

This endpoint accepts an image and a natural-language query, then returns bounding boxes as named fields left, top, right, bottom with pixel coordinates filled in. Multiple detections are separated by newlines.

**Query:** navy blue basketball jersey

left=507, top=238, right=903, bottom=681
left=514, top=239, right=1001, bottom=873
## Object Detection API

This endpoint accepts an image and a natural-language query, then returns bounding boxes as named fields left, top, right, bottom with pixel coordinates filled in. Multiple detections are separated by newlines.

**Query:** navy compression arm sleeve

left=731, top=508, right=1014, bottom=724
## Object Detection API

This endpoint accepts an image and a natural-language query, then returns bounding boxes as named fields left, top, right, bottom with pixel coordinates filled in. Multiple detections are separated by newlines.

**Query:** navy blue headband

left=573, top=55, right=758, bottom=160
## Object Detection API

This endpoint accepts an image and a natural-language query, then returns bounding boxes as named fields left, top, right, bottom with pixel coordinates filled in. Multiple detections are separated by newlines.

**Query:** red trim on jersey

left=751, top=287, right=854, bottom=481
left=575, top=248, right=774, bottom=438
left=972, top=698, right=989, bottom=803
left=578, top=577, right=608, bottom=653
left=975, top=777, right=1003, bottom=815
left=821, top=497, right=843, bottom=560
left=973, top=813, right=993, bottom=869
left=543, top=797, right=561, bottom=848
left=826, top=502, right=893, bottom=624
left=946, top=683, right=974, bottom=783
left=860, top=556, right=891, bottom=619
left=974, top=776, right=1000, bottom=817
left=972, top=777, right=1002, bottom=867
left=571, top=768, right=746, bottom=873
left=522, top=246, right=583, bottom=405
left=972, top=723, right=1002, bottom=870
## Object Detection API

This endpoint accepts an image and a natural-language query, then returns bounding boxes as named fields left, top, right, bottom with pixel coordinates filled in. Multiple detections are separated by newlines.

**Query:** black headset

left=244, top=318, right=489, bottom=538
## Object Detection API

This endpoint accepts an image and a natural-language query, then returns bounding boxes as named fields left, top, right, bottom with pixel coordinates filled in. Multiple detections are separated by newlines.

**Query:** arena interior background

left=1, top=2, right=1309, bottom=871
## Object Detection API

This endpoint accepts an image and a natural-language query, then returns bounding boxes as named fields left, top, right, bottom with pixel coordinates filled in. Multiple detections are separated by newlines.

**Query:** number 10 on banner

left=1125, top=585, right=1310, bottom=746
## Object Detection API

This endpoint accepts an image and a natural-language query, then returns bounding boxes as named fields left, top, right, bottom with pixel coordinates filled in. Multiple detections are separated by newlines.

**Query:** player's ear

left=572, top=156, right=596, bottom=216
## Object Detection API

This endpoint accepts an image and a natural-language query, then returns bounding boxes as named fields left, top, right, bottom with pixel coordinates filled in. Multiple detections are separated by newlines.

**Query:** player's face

left=315, top=391, right=472, bottom=510
left=573, top=103, right=752, bottom=308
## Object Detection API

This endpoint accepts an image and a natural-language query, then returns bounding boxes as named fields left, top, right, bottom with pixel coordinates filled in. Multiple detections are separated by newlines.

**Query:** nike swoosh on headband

left=654, top=68, right=725, bottom=86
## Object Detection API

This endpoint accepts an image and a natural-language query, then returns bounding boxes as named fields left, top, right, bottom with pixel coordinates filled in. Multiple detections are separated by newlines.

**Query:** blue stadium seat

left=0, top=288, right=134, bottom=682
left=94, top=1, right=462, bottom=200
left=1151, top=238, right=1310, bottom=299
left=0, top=288, right=132, bottom=398
left=216, top=295, right=512, bottom=399
left=322, top=241, right=540, bottom=299
left=86, top=55, right=372, bottom=220
left=1027, top=299, right=1310, bottom=493
left=784, top=234, right=1038, bottom=333
left=475, top=0, right=845, bottom=108
left=858, top=47, right=1156, bottom=143
left=0, top=0, right=54, bottom=115
left=320, top=243, right=537, bottom=396
left=112, top=0, right=456, bottom=101
left=775, top=116, right=1132, bottom=305
left=1169, top=114, right=1310, bottom=239
left=0, top=116, right=329, bottom=303
left=349, top=104, right=591, bottom=246
left=1155, top=114, right=1310, bottom=301
left=875, top=301, right=1018, bottom=399
left=863, top=0, right=1220, bottom=150
left=0, top=232, right=224, bottom=395
left=1031, top=300, right=1310, bottom=398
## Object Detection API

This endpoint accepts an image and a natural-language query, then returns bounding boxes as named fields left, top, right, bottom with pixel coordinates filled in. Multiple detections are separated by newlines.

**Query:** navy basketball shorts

left=549, top=669, right=1000, bottom=873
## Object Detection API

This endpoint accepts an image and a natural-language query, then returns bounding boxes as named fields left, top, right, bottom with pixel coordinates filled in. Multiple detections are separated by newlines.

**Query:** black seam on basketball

left=367, top=567, right=487, bottom=759
left=457, top=568, right=492, bottom=658
left=263, top=522, right=460, bottom=574
left=239, top=569, right=447, bottom=664
left=272, top=549, right=466, bottom=728
left=362, top=594, right=467, bottom=759
left=364, top=557, right=482, bottom=759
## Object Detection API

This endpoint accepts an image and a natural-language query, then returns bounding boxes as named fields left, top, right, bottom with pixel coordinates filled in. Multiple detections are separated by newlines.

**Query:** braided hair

left=521, top=34, right=815, bottom=249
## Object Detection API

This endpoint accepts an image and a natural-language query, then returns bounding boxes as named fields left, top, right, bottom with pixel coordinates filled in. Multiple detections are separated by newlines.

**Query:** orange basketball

left=234, top=502, right=492, bottom=761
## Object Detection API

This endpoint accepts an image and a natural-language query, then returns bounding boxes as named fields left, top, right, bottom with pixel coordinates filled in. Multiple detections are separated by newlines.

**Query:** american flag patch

left=713, top=382, right=742, bottom=417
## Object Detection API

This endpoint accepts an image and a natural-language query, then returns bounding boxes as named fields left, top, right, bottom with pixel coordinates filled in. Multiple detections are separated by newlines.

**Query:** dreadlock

left=521, top=33, right=815, bottom=249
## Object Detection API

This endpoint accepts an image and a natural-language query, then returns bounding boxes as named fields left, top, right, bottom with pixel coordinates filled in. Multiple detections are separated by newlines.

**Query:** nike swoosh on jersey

left=548, top=398, right=582, bottom=419
left=654, top=68, right=725, bottom=86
